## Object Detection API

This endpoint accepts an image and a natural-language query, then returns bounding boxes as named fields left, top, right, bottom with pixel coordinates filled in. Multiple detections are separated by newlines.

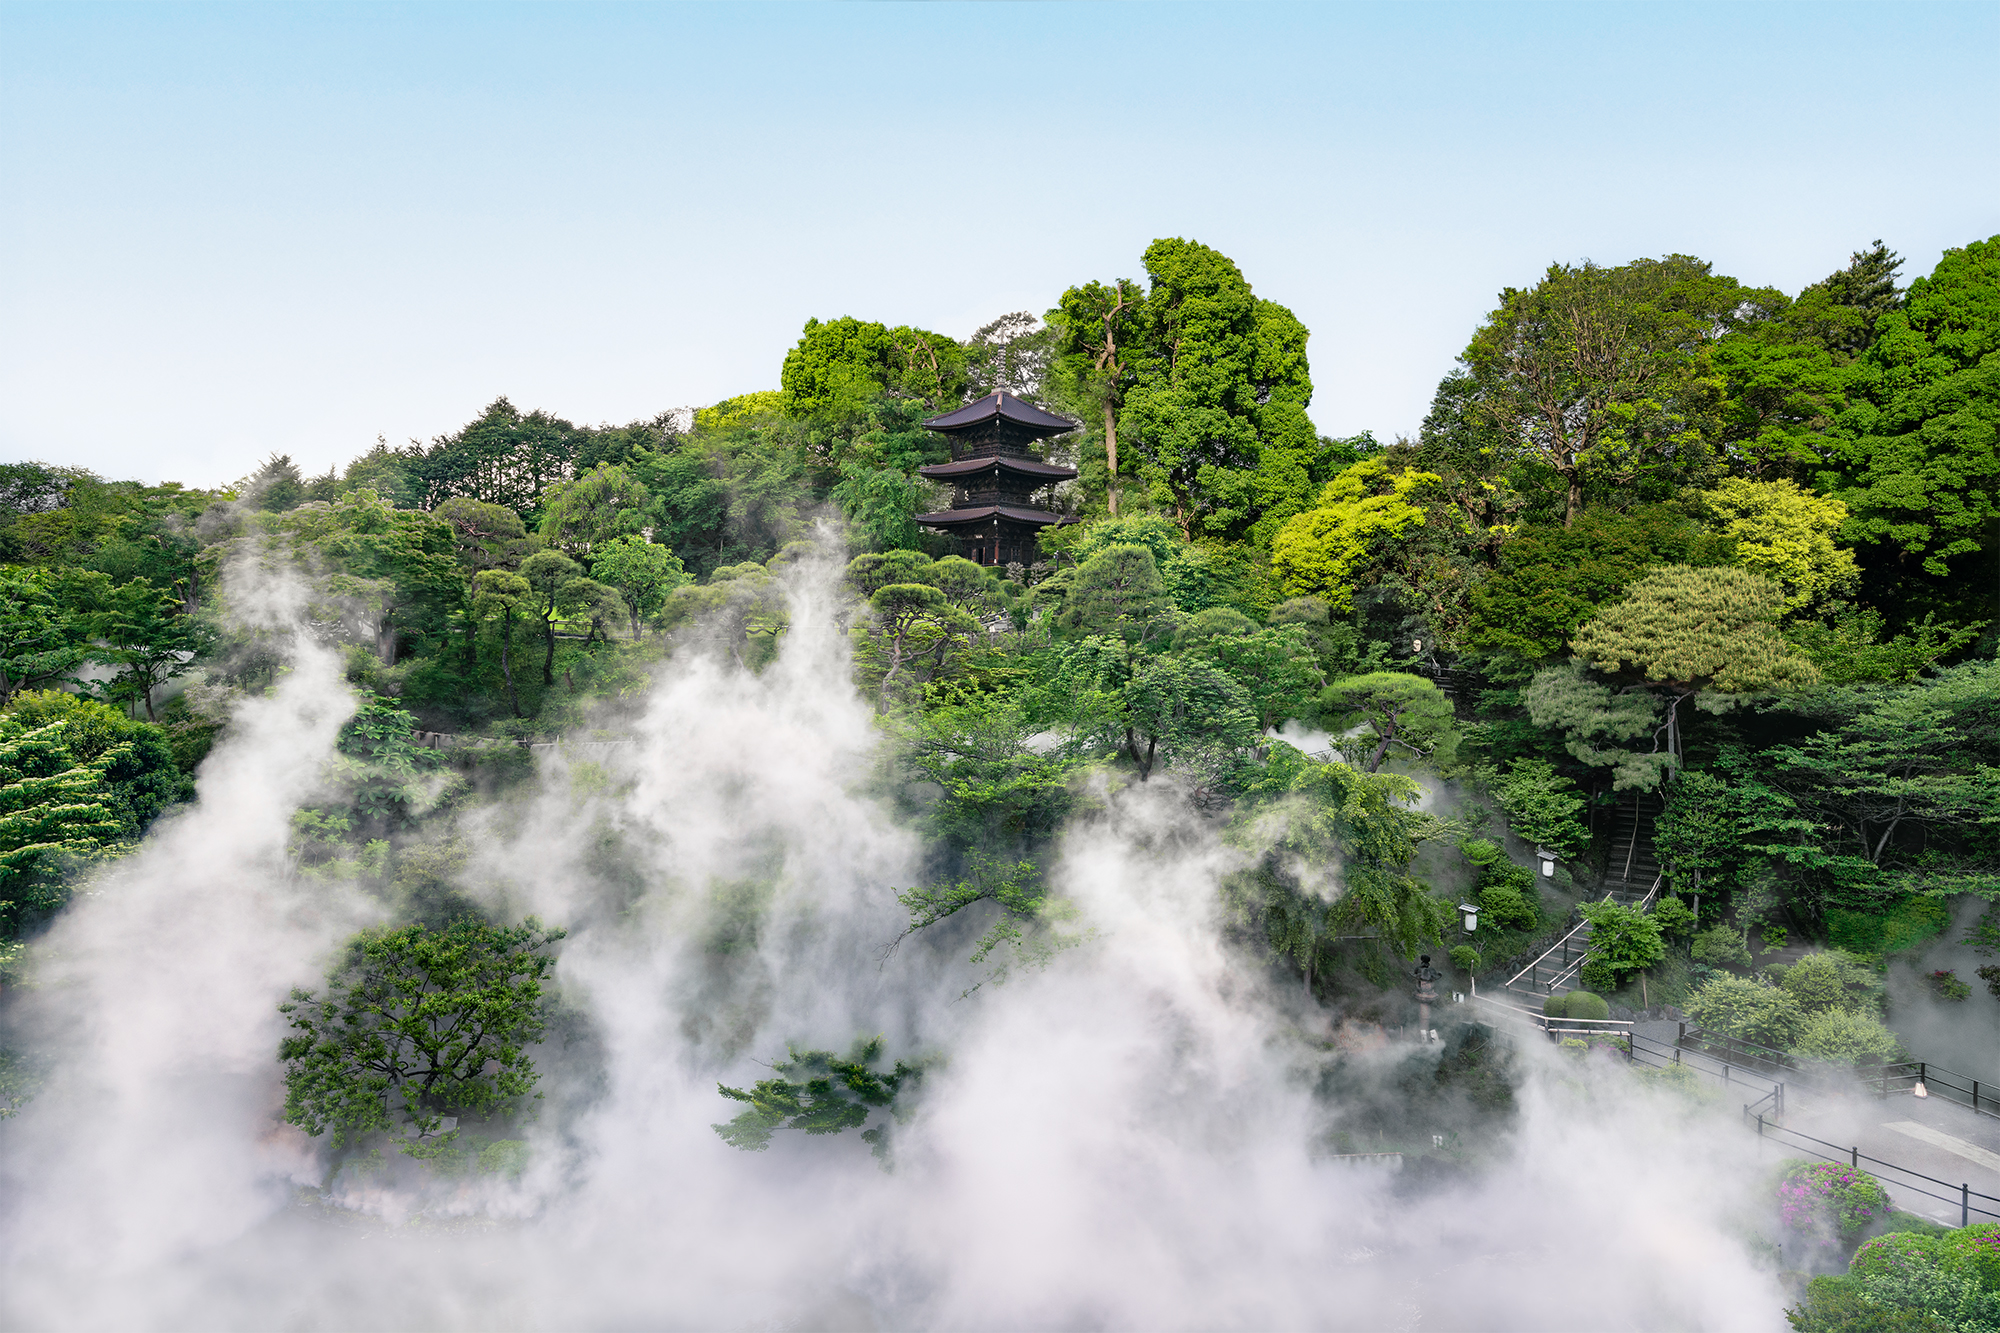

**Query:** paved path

left=1630, top=1021, right=2000, bottom=1226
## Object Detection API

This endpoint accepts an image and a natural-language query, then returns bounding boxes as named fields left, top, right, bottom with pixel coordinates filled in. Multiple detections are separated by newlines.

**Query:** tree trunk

left=1103, top=399, right=1120, bottom=516
left=1124, top=726, right=1157, bottom=780
left=499, top=623, right=521, bottom=718
left=879, top=630, right=907, bottom=708
left=1564, top=469, right=1583, bottom=528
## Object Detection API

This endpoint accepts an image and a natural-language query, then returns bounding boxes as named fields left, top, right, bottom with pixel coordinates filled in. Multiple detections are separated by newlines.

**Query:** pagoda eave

left=916, top=456, right=1077, bottom=483
left=914, top=504, right=1072, bottom=528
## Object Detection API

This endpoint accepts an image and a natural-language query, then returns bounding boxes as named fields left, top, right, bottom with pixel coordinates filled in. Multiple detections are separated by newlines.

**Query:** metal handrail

left=1748, top=1113, right=2000, bottom=1226
left=1502, top=872, right=1666, bottom=995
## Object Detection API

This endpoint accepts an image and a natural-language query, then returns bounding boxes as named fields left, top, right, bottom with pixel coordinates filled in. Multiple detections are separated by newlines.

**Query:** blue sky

left=2, top=1, right=1995, bottom=488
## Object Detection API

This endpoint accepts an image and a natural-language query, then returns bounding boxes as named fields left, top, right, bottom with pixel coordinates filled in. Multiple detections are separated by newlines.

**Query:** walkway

left=1633, top=1019, right=2000, bottom=1226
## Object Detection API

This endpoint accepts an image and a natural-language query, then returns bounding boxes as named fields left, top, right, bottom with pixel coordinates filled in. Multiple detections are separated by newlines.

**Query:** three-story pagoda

left=914, top=390, right=1078, bottom=567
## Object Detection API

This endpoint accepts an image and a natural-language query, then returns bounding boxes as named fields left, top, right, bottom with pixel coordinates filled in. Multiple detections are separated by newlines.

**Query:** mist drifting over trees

left=0, top=232, right=1997, bottom=1330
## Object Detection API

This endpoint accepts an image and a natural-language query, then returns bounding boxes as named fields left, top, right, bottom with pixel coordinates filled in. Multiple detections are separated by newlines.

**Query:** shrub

left=1686, top=974, right=1805, bottom=1047
left=1449, top=945, right=1480, bottom=975
left=1782, top=950, right=1883, bottom=1015
left=1651, top=896, right=1696, bottom=939
left=1926, top=970, right=1972, bottom=1001
left=1580, top=960, right=1619, bottom=993
left=1459, top=837, right=1503, bottom=867
left=1826, top=899, right=1950, bottom=956
left=1542, top=992, right=1569, bottom=1018
left=1579, top=900, right=1665, bottom=991
left=1563, top=990, right=1609, bottom=1020
left=1981, top=965, right=2000, bottom=1000
left=1842, top=1224, right=2000, bottom=1329
left=1691, top=925, right=1753, bottom=968
left=1779, top=1160, right=1892, bottom=1248
left=1791, top=1009, right=1902, bottom=1066
left=1940, top=1222, right=2000, bottom=1291
left=1851, top=1233, right=1946, bottom=1283
left=1762, top=924, right=1790, bottom=950
left=1477, top=860, right=1539, bottom=931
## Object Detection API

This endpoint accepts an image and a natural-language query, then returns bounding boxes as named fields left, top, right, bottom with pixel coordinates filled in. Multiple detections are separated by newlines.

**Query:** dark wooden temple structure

left=915, top=391, right=1077, bottom=567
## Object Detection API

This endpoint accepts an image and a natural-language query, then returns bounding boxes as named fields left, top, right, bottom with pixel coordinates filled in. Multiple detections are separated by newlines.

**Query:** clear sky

left=2, top=1, right=1995, bottom=489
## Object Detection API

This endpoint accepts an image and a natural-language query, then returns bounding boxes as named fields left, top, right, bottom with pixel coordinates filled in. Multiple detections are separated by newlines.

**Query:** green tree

left=1120, top=238, right=1326, bottom=541
left=1456, top=254, right=1751, bottom=525
left=1791, top=1009, right=1901, bottom=1065
left=1057, top=543, right=1174, bottom=641
left=537, top=463, right=652, bottom=560
left=1780, top=950, right=1883, bottom=1016
left=411, top=397, right=593, bottom=520
left=0, top=717, right=125, bottom=936
left=0, top=570, right=89, bottom=704
left=588, top=536, right=688, bottom=639
left=519, top=550, right=583, bottom=687
left=868, top=583, right=976, bottom=707
left=713, top=1037, right=923, bottom=1160
left=1823, top=235, right=2000, bottom=582
left=1488, top=757, right=1590, bottom=856
left=1226, top=748, right=1454, bottom=995
left=1578, top=900, right=1665, bottom=993
left=278, top=917, right=565, bottom=1157
left=271, top=489, right=462, bottom=663
left=1051, top=279, right=1147, bottom=514
left=5, top=690, right=190, bottom=835
left=1321, top=672, right=1457, bottom=773
left=1270, top=460, right=1437, bottom=607
left=1463, top=506, right=1735, bottom=668
left=1656, top=769, right=1735, bottom=901
left=471, top=569, right=531, bottom=717
left=84, top=577, right=217, bottom=722
left=1697, top=478, right=1857, bottom=612
left=780, top=316, right=966, bottom=419
left=1117, top=654, right=1261, bottom=782
left=1758, top=660, right=2000, bottom=885
left=1685, top=974, right=1806, bottom=1047
left=1569, top=565, right=1818, bottom=761
left=1174, top=611, right=1324, bottom=731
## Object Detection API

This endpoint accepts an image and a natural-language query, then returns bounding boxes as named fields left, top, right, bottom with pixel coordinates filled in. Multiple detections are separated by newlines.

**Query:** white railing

left=1501, top=872, right=1663, bottom=996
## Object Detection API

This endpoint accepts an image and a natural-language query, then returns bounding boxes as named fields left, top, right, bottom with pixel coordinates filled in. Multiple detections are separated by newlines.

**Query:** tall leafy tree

left=1120, top=239, right=1324, bottom=541
left=1454, top=255, right=1751, bottom=525
left=471, top=569, right=531, bottom=717
left=0, top=570, right=89, bottom=705
left=0, top=717, right=126, bottom=936
left=412, top=397, right=594, bottom=520
left=520, top=551, right=583, bottom=687
left=588, top=536, right=689, bottom=639
left=1052, top=279, right=1147, bottom=515
left=1822, top=234, right=2000, bottom=585
left=537, top=464, right=652, bottom=561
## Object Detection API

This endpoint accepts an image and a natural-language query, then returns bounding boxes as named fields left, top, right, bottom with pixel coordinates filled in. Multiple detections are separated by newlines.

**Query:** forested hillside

left=4, top=230, right=1999, bottom=1330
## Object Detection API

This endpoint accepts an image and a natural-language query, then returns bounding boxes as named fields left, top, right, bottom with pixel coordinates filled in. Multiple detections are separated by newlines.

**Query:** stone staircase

left=1602, top=788, right=1662, bottom=904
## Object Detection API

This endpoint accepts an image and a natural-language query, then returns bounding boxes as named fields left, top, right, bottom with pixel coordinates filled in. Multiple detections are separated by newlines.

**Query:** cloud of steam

left=0, top=546, right=1793, bottom=1330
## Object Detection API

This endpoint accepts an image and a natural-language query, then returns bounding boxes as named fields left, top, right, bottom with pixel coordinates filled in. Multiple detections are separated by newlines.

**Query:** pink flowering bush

left=1777, top=1160, right=1891, bottom=1248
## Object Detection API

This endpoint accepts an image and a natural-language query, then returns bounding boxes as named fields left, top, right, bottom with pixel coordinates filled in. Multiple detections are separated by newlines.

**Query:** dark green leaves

left=278, top=917, right=565, bottom=1155
left=713, top=1038, right=925, bottom=1160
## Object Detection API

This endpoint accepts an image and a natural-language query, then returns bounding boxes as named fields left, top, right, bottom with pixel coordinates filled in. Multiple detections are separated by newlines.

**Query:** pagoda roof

left=913, top=503, right=1073, bottom=528
left=917, top=456, right=1078, bottom=482
left=922, top=391, right=1078, bottom=438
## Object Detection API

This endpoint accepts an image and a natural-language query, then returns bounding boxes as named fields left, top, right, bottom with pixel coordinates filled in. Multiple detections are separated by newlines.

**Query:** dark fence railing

left=1747, top=1113, right=2000, bottom=1227
left=1628, top=1029, right=1786, bottom=1115
left=1855, top=1062, right=1997, bottom=1122
left=1678, top=1029, right=1997, bottom=1121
